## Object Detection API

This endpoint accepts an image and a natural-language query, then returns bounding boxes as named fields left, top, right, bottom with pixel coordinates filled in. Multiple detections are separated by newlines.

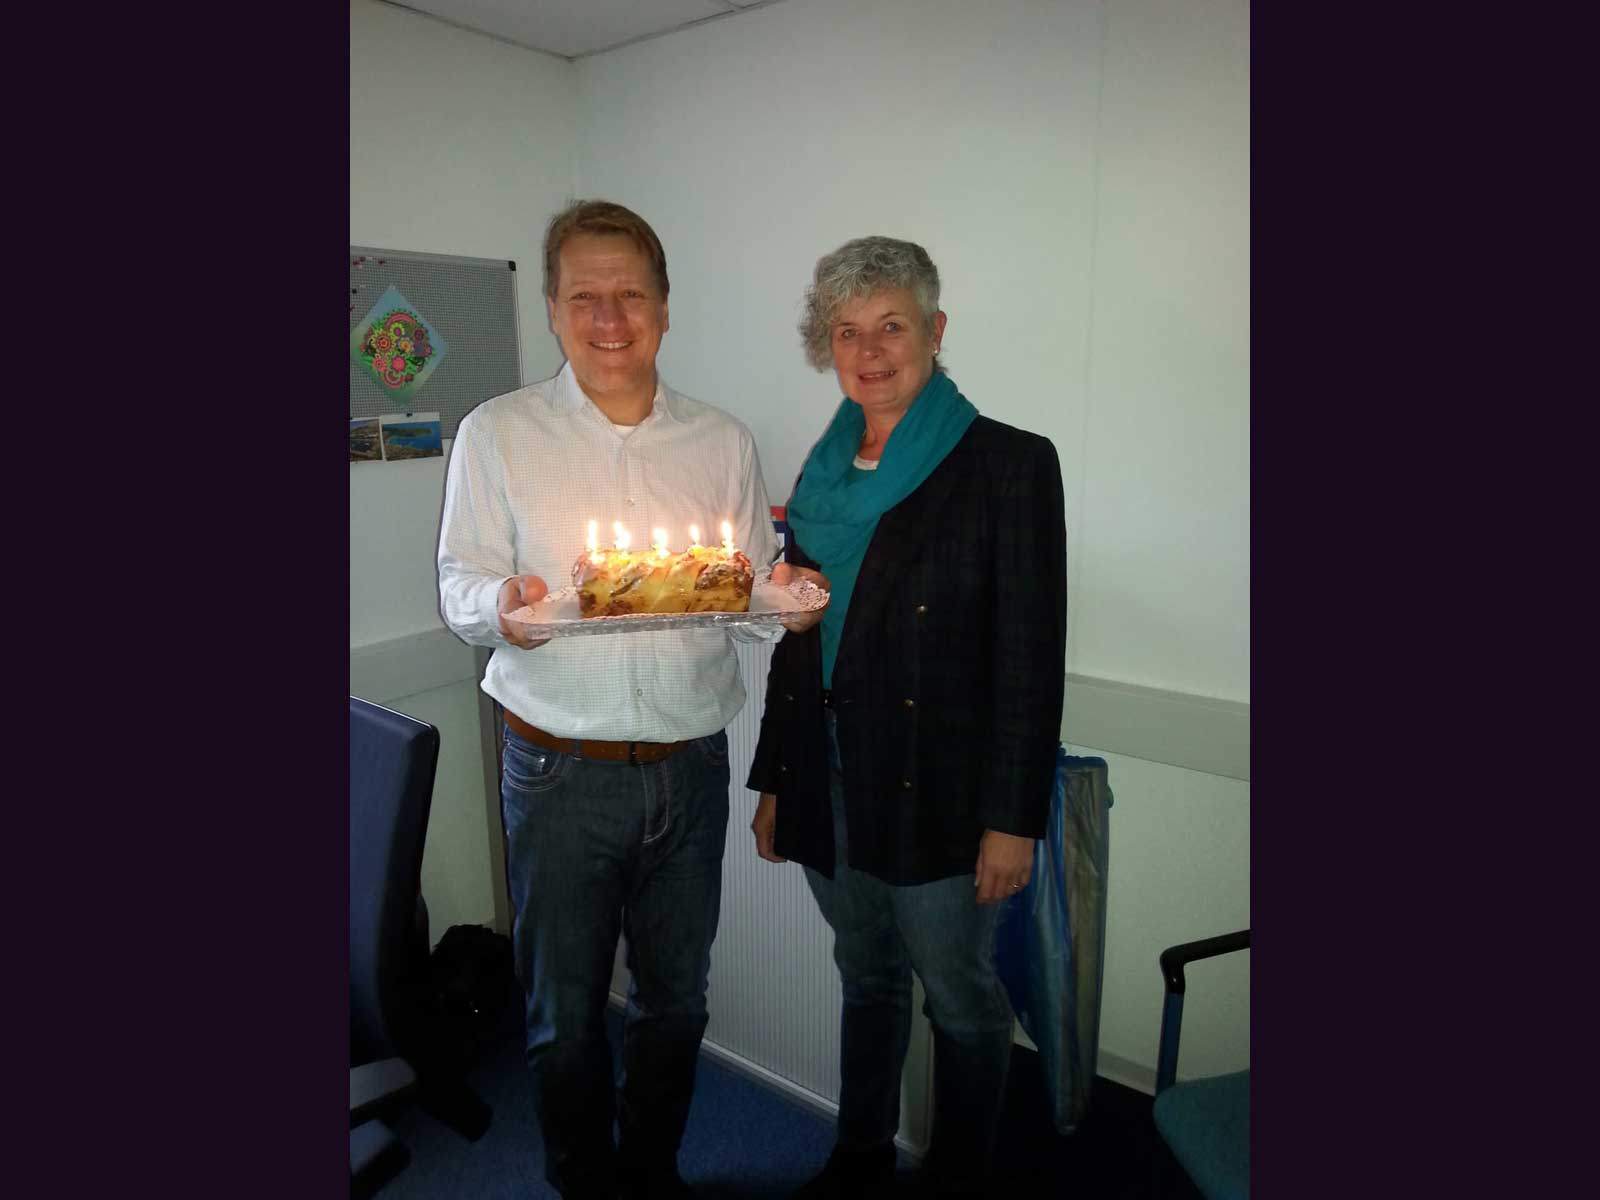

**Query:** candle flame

left=586, top=519, right=599, bottom=554
left=688, top=524, right=701, bottom=548
left=721, top=520, right=736, bottom=553
left=653, top=528, right=670, bottom=560
left=613, top=521, right=631, bottom=552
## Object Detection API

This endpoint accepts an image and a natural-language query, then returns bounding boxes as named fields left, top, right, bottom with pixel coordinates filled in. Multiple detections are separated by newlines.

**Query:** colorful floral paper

left=350, top=286, right=448, bottom=401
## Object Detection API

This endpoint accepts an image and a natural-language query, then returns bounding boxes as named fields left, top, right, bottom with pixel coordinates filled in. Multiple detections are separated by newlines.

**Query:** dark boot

left=914, top=1024, right=1012, bottom=1198
left=532, top=1047, right=619, bottom=1200
left=618, top=1155, right=699, bottom=1199
left=791, top=1141, right=897, bottom=1199
left=619, top=1168, right=696, bottom=1198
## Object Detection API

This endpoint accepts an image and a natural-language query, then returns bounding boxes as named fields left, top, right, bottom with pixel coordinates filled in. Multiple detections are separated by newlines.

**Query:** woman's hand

left=751, top=792, right=786, bottom=862
left=974, top=829, right=1034, bottom=905
left=772, top=561, right=831, bottom=633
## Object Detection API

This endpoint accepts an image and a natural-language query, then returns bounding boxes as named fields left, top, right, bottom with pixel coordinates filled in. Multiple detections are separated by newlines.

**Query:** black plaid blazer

left=747, top=415, right=1067, bottom=886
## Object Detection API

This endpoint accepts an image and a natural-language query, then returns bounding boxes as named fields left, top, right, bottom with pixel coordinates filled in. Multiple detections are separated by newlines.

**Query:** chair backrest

left=1155, top=929, right=1250, bottom=1093
left=1151, top=929, right=1250, bottom=1199
left=350, top=696, right=440, bottom=1066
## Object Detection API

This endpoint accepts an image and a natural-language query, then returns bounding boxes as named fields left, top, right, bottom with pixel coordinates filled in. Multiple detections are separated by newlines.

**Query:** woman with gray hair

left=748, top=237, right=1067, bottom=1199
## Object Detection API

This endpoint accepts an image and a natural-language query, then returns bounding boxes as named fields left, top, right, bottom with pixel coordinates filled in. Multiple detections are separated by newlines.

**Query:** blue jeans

left=500, top=724, right=731, bottom=1198
left=803, top=711, right=1015, bottom=1191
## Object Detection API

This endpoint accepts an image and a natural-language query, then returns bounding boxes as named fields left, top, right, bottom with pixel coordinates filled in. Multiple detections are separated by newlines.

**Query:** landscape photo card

left=379, top=411, right=443, bottom=461
left=350, top=417, right=382, bottom=463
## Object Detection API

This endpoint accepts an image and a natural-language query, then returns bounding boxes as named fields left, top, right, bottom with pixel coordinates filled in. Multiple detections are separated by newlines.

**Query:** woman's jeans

left=500, top=723, right=731, bottom=1198
left=803, top=710, right=1016, bottom=1192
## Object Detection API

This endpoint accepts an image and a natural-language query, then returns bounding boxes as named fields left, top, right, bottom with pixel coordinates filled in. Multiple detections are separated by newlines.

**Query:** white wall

left=387, top=676, right=497, bottom=934
left=1073, top=744, right=1249, bottom=1086
left=350, top=0, right=580, bottom=647
left=1075, top=0, right=1250, bottom=702
left=575, top=0, right=1250, bottom=704
left=349, top=0, right=579, bottom=935
left=349, top=0, right=1250, bottom=1084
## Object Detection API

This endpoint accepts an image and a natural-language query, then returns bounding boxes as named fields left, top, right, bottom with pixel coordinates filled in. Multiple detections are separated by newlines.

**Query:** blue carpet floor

left=378, top=1006, right=1175, bottom=1199
left=380, top=1006, right=835, bottom=1199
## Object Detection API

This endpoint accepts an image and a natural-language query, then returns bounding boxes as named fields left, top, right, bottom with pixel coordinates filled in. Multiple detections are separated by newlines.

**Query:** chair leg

left=351, top=1120, right=411, bottom=1200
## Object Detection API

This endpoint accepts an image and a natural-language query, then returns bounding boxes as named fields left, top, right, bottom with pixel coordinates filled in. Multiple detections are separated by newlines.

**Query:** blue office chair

left=350, top=696, right=440, bottom=1198
left=1152, top=930, right=1250, bottom=1200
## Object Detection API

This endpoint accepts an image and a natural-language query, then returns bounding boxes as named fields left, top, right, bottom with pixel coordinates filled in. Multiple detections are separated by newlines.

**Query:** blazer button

left=903, top=697, right=915, bottom=709
left=780, top=764, right=790, bottom=774
left=901, top=779, right=914, bottom=790
left=915, top=604, right=928, bottom=615
left=784, top=692, right=794, bottom=702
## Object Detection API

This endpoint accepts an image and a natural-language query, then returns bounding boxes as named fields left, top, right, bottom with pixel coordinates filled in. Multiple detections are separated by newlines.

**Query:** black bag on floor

left=426, top=924, right=523, bottom=1073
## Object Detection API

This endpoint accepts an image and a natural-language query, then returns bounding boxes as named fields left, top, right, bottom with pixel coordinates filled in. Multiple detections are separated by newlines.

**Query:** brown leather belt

left=502, top=708, right=689, bottom=766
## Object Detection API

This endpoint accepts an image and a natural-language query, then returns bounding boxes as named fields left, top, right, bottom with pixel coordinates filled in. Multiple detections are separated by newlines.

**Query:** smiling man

left=437, top=200, right=818, bottom=1200
left=545, top=224, right=671, bottom=424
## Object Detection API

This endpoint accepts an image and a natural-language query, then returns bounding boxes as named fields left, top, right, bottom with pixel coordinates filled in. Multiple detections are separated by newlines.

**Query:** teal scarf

left=787, top=371, right=978, bottom=686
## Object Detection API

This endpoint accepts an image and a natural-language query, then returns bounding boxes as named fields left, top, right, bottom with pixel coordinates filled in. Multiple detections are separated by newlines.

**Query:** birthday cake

left=572, top=542, right=754, bottom=617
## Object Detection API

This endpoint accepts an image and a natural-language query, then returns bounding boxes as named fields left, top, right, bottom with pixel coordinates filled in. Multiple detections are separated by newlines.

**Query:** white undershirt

left=852, top=455, right=879, bottom=470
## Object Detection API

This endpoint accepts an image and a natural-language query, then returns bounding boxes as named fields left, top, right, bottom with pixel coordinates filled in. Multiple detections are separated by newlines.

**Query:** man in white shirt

left=438, top=200, right=819, bottom=1200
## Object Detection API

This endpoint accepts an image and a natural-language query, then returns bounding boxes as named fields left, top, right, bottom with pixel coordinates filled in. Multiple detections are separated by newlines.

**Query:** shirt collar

left=554, top=361, right=685, bottom=426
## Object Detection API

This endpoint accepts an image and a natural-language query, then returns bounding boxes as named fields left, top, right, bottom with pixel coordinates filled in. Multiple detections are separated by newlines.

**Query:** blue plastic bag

left=994, top=748, right=1113, bottom=1134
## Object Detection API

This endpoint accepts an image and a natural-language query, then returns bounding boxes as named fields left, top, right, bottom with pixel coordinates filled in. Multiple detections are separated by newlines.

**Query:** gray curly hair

left=799, top=236, right=944, bottom=373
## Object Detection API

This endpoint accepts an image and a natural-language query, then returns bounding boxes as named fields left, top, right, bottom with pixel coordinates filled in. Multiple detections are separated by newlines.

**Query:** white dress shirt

left=438, top=362, right=781, bottom=742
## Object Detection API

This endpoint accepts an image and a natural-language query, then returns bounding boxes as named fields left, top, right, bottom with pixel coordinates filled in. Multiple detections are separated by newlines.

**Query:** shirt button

left=635, top=688, right=644, bottom=697
left=626, top=497, right=636, bottom=507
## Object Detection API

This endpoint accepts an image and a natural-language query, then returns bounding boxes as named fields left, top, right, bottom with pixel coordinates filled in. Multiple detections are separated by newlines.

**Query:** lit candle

left=721, top=520, right=737, bottom=553
left=653, top=528, right=670, bottom=560
left=613, top=521, right=632, bottom=552
left=688, top=524, right=702, bottom=549
left=586, top=520, right=599, bottom=554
